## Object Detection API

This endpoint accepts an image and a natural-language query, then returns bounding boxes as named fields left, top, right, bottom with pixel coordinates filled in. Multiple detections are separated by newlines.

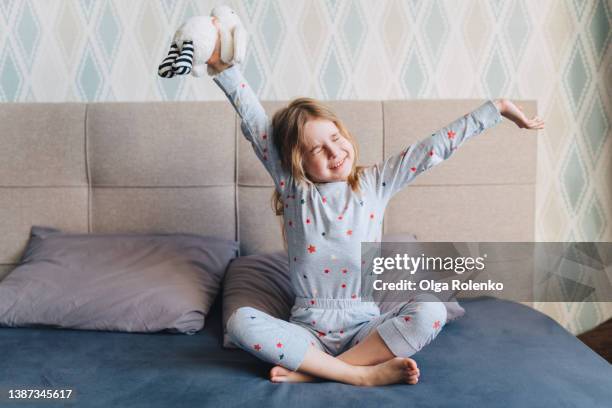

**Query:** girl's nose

left=327, top=145, right=340, bottom=158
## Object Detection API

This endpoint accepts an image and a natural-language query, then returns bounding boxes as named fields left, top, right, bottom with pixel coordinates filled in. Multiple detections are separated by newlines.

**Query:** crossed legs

left=227, top=296, right=446, bottom=386
left=271, top=295, right=447, bottom=384
left=270, top=328, right=420, bottom=385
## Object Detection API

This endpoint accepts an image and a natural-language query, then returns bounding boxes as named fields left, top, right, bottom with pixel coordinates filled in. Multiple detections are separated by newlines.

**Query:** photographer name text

left=372, top=279, right=504, bottom=292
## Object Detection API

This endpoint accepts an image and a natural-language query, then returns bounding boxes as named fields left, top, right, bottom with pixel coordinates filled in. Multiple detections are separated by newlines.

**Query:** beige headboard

left=0, top=100, right=537, bottom=280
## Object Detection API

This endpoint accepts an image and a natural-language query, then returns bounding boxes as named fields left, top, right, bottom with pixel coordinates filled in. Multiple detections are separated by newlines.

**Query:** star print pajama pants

left=226, top=293, right=447, bottom=371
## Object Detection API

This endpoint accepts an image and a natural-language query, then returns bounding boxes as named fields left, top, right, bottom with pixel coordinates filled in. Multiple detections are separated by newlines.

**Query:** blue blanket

left=1, top=297, right=611, bottom=407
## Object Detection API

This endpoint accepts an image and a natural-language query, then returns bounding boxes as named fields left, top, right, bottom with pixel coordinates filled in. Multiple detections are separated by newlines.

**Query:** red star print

left=347, top=230, right=352, bottom=235
left=338, top=215, right=343, bottom=220
left=324, top=268, right=330, bottom=273
left=306, top=218, right=311, bottom=224
left=280, top=180, right=285, bottom=187
left=276, top=342, right=283, bottom=348
left=310, top=299, right=315, bottom=305
left=322, top=196, right=327, bottom=203
left=253, top=344, right=261, bottom=351
left=369, top=213, right=374, bottom=219
left=288, top=220, right=293, bottom=226
left=447, top=130, right=456, bottom=139
left=429, top=149, right=434, bottom=156
left=342, top=268, right=348, bottom=274
left=351, top=294, right=357, bottom=299
left=308, top=245, right=316, bottom=253
left=341, top=283, right=346, bottom=288
left=410, top=167, right=416, bottom=172
left=262, top=134, right=267, bottom=139
left=317, top=331, right=326, bottom=337
left=433, top=320, right=441, bottom=329
left=404, top=316, right=412, bottom=322
left=241, top=83, right=246, bottom=88
left=340, top=330, right=344, bottom=334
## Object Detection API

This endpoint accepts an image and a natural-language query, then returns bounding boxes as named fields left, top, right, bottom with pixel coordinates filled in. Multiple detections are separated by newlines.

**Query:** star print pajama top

left=213, top=65, right=502, bottom=371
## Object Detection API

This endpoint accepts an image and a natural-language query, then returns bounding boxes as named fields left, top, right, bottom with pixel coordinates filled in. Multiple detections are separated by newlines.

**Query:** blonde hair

left=270, top=97, right=366, bottom=250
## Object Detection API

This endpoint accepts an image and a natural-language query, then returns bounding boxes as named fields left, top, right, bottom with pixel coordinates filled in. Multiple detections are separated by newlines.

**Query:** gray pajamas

left=214, top=66, right=502, bottom=371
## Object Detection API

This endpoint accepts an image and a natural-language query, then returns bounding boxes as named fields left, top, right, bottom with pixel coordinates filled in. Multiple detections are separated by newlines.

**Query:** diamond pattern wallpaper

left=0, top=0, right=610, bottom=335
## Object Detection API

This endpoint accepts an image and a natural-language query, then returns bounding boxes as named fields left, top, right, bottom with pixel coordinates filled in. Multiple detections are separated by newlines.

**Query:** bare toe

left=269, top=365, right=290, bottom=380
left=408, top=367, right=420, bottom=377
left=403, top=358, right=418, bottom=371
left=270, top=366, right=318, bottom=383
left=402, top=359, right=420, bottom=384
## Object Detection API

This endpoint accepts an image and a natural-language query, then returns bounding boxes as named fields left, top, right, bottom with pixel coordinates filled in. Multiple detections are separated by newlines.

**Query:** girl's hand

left=207, top=17, right=233, bottom=74
left=497, top=99, right=545, bottom=130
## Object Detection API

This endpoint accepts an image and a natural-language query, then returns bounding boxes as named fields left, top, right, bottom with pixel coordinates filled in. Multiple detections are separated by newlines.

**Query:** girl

left=207, top=33, right=544, bottom=387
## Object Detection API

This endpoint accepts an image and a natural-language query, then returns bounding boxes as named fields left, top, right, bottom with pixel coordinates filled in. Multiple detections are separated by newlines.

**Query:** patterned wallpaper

left=0, top=0, right=610, bottom=335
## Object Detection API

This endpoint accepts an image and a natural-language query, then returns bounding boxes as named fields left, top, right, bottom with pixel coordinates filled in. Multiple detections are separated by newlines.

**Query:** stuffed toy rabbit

left=158, top=5, right=246, bottom=78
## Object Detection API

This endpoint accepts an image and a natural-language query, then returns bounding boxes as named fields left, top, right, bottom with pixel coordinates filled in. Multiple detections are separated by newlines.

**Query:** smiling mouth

left=329, top=156, right=347, bottom=169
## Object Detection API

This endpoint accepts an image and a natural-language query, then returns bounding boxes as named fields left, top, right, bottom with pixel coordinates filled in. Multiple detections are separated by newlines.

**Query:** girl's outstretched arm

left=368, top=99, right=505, bottom=204
left=209, top=29, right=291, bottom=193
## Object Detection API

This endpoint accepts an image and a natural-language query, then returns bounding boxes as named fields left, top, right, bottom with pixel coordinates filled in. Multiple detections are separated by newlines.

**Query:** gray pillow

left=222, top=233, right=464, bottom=349
left=0, top=226, right=238, bottom=334
left=222, top=251, right=293, bottom=348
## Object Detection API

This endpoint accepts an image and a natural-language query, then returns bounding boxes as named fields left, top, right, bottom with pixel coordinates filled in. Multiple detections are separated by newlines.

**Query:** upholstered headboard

left=0, top=100, right=537, bottom=280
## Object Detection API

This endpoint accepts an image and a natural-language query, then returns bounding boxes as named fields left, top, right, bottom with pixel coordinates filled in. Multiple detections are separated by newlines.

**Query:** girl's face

left=301, top=118, right=355, bottom=183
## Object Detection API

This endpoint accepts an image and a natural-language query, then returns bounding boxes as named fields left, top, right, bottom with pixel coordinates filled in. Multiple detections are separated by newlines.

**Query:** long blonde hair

left=270, top=98, right=366, bottom=249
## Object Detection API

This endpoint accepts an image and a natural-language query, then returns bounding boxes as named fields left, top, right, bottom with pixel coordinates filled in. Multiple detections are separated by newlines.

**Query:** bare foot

left=359, top=357, right=420, bottom=386
left=269, top=365, right=320, bottom=383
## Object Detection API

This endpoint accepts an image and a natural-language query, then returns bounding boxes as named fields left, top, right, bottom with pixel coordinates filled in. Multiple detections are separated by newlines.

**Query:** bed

left=1, top=100, right=610, bottom=407
left=2, top=296, right=611, bottom=407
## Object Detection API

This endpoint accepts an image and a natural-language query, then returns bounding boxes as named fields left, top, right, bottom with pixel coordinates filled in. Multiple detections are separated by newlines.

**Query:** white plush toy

left=158, top=5, right=246, bottom=78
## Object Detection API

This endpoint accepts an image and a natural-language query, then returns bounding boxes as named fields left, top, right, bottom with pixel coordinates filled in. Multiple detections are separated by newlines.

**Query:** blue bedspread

left=1, top=297, right=611, bottom=407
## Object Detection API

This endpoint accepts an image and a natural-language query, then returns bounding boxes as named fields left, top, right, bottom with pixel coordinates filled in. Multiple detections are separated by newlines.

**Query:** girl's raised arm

left=368, top=100, right=503, bottom=204
left=213, top=66, right=291, bottom=193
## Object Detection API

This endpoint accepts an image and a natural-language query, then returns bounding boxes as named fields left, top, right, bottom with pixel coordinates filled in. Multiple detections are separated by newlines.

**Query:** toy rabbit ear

left=233, top=26, right=247, bottom=64
left=158, top=43, right=179, bottom=78
left=172, top=40, right=194, bottom=76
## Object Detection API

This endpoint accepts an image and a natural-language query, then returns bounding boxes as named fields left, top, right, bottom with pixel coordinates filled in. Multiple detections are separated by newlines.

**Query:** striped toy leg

left=172, top=40, right=194, bottom=75
left=158, top=43, right=179, bottom=78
